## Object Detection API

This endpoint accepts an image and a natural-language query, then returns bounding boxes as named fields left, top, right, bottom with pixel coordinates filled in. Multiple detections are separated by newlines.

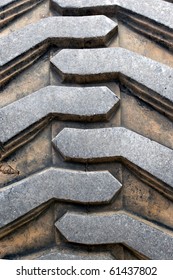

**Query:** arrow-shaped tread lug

left=52, top=0, right=173, bottom=49
left=0, top=86, right=119, bottom=144
left=51, top=48, right=173, bottom=118
left=0, top=16, right=117, bottom=86
left=52, top=127, right=173, bottom=194
left=0, top=168, right=121, bottom=228
left=56, top=211, right=173, bottom=260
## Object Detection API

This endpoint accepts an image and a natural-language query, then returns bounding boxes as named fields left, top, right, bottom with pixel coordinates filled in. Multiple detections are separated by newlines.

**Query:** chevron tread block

left=53, top=127, right=173, bottom=199
left=53, top=0, right=173, bottom=49
left=56, top=211, right=173, bottom=260
left=0, top=15, right=117, bottom=86
left=0, top=16, right=117, bottom=66
left=0, top=168, right=121, bottom=228
left=0, top=86, right=119, bottom=144
left=53, top=0, right=173, bottom=27
left=51, top=48, right=173, bottom=119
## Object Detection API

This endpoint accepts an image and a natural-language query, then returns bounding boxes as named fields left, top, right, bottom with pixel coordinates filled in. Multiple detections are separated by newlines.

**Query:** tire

left=0, top=0, right=173, bottom=260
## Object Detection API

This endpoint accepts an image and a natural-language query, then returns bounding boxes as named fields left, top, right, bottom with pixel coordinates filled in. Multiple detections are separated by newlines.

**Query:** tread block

left=53, top=127, right=173, bottom=190
left=53, top=0, right=173, bottom=29
left=0, top=16, right=117, bottom=86
left=52, top=0, right=173, bottom=50
left=35, top=248, right=115, bottom=260
left=0, top=16, right=117, bottom=66
left=51, top=48, right=173, bottom=118
left=56, top=211, right=173, bottom=260
left=0, top=86, right=119, bottom=144
left=0, top=168, right=121, bottom=228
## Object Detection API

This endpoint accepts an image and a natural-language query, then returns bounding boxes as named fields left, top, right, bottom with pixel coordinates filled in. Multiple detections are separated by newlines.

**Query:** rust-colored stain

left=0, top=163, right=19, bottom=175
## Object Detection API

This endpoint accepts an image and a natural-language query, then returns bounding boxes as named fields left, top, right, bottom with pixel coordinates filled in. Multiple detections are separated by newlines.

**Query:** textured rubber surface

left=0, top=0, right=173, bottom=260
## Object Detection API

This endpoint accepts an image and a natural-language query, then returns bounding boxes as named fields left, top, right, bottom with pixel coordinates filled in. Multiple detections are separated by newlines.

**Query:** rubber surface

left=0, top=0, right=173, bottom=260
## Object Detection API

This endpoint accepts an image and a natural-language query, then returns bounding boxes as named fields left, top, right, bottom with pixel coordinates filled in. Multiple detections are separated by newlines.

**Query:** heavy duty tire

left=0, top=0, right=173, bottom=260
